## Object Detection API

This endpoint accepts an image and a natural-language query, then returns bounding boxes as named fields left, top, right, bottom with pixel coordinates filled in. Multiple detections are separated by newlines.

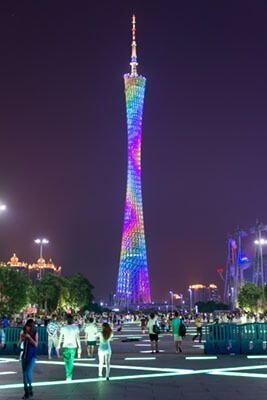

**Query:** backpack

left=153, top=322, right=160, bottom=335
left=179, top=321, right=186, bottom=337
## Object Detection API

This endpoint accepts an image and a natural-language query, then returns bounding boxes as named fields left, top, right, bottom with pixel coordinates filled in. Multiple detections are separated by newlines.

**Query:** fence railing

left=204, top=323, right=267, bottom=354
left=0, top=326, right=48, bottom=355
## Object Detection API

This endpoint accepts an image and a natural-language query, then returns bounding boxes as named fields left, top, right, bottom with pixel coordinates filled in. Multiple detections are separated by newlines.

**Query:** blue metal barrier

left=204, top=323, right=241, bottom=354
left=204, top=323, right=267, bottom=355
left=0, top=326, right=48, bottom=356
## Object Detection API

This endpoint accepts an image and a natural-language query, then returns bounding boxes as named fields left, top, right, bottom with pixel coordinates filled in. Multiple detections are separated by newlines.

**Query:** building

left=189, top=283, right=220, bottom=307
left=7, top=253, right=28, bottom=273
left=116, top=16, right=151, bottom=306
left=4, top=253, right=61, bottom=283
left=28, top=257, right=61, bottom=283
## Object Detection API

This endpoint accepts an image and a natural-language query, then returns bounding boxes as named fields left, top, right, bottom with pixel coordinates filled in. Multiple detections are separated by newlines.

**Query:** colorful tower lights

left=116, top=15, right=151, bottom=306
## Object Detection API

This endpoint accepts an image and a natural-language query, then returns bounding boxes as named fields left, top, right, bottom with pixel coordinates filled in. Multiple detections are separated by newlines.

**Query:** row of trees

left=0, top=267, right=94, bottom=316
left=238, top=282, right=267, bottom=313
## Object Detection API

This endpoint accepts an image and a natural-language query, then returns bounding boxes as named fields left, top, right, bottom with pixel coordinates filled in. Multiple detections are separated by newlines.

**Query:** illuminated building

left=116, top=15, right=151, bottom=306
left=7, top=253, right=28, bottom=273
left=189, top=283, right=220, bottom=306
left=28, top=257, right=61, bottom=283
left=3, top=253, right=61, bottom=283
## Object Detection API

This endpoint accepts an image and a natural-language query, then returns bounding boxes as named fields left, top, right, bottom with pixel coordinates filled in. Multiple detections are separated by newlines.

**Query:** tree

left=238, top=283, right=262, bottom=312
left=0, top=267, right=32, bottom=315
left=195, top=301, right=229, bottom=313
left=66, top=273, right=94, bottom=312
left=35, top=274, right=69, bottom=315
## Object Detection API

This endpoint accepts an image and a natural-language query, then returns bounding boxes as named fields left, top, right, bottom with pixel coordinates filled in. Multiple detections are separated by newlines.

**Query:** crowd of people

left=0, top=309, right=267, bottom=399
left=0, top=311, right=188, bottom=398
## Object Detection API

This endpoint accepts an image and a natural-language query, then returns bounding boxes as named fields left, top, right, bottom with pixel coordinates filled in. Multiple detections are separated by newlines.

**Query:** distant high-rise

left=116, top=15, right=151, bottom=305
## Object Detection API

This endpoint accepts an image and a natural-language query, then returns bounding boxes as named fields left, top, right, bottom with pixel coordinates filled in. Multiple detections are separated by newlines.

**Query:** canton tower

left=116, top=15, right=151, bottom=306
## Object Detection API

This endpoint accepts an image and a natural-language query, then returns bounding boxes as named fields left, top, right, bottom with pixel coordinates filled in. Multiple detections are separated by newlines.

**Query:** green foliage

left=0, top=267, right=32, bottom=315
left=35, top=273, right=94, bottom=314
left=66, top=273, right=94, bottom=312
left=238, top=283, right=262, bottom=312
left=195, top=301, right=229, bottom=313
left=35, top=274, right=67, bottom=314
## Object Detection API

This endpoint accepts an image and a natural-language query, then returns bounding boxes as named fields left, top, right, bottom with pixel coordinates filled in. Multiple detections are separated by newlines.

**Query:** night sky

left=1, top=1, right=267, bottom=302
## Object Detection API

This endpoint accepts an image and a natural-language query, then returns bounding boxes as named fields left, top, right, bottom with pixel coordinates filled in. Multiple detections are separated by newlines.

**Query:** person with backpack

left=171, top=311, right=185, bottom=353
left=147, top=313, right=160, bottom=354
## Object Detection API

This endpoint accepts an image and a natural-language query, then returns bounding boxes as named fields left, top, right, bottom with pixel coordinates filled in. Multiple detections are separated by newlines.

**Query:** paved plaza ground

left=0, top=323, right=267, bottom=400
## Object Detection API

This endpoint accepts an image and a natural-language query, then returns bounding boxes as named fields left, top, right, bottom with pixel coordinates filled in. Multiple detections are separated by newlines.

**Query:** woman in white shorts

left=97, top=323, right=113, bottom=380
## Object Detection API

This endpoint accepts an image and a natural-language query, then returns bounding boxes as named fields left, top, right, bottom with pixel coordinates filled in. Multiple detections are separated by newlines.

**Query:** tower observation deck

left=116, top=15, right=151, bottom=306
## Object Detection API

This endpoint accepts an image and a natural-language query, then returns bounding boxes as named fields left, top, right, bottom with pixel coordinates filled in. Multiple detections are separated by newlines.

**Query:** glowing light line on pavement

left=37, top=360, right=193, bottom=373
left=0, top=372, right=17, bottom=375
left=2, top=358, right=267, bottom=393
left=209, top=371, right=267, bottom=379
left=207, top=365, right=267, bottom=372
left=247, top=355, right=267, bottom=359
left=186, top=357, right=218, bottom=360
left=0, top=372, right=191, bottom=390
left=140, top=350, right=165, bottom=353
left=124, top=357, right=156, bottom=361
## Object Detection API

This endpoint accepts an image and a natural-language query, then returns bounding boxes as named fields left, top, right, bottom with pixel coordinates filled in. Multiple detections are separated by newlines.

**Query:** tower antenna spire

left=130, top=14, right=138, bottom=76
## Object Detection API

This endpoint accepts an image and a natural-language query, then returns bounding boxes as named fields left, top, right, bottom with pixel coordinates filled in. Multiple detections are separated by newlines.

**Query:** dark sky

left=0, top=1, right=267, bottom=302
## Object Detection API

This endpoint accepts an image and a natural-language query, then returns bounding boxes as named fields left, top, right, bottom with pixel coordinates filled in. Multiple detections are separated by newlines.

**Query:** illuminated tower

left=116, top=15, right=151, bottom=306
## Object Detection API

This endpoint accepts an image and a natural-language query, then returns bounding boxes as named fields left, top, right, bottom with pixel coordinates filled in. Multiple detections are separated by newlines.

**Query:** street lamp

left=188, top=288, right=193, bottom=311
left=34, top=238, right=49, bottom=260
left=169, top=290, right=174, bottom=313
left=0, top=204, right=7, bottom=212
left=254, top=239, right=267, bottom=245
left=254, top=238, right=267, bottom=288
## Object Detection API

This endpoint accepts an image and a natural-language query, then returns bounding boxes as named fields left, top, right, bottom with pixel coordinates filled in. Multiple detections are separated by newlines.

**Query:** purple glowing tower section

left=116, top=15, right=151, bottom=305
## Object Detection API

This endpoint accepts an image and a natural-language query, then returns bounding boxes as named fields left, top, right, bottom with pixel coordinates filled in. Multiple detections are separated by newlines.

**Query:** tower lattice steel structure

left=116, top=15, right=151, bottom=306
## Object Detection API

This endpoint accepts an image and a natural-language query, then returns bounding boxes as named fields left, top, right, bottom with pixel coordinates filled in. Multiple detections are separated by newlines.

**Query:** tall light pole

left=34, top=238, right=49, bottom=260
left=169, top=290, right=174, bottom=313
left=188, top=288, right=193, bottom=311
left=251, top=220, right=267, bottom=288
left=254, top=238, right=267, bottom=288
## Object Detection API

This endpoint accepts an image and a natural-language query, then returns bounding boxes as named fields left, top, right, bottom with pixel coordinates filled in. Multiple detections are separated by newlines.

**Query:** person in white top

left=84, top=317, right=98, bottom=358
left=97, top=323, right=113, bottom=380
left=147, top=313, right=160, bottom=354
left=57, top=315, right=81, bottom=381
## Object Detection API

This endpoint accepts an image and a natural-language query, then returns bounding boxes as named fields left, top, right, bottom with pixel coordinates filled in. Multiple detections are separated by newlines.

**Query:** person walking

left=0, top=326, right=5, bottom=349
left=57, top=315, right=81, bottom=381
left=171, top=312, right=182, bottom=353
left=47, top=314, right=60, bottom=359
left=140, top=315, right=147, bottom=334
left=18, top=319, right=38, bottom=399
left=147, top=313, right=160, bottom=354
left=97, top=322, right=113, bottom=380
left=84, top=317, right=98, bottom=358
left=192, top=315, right=203, bottom=343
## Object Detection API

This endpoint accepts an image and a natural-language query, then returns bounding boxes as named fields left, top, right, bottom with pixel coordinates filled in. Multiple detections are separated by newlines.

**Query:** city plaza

left=0, top=322, right=267, bottom=400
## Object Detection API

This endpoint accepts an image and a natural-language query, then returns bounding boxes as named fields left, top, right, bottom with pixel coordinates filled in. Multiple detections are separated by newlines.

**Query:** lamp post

left=254, top=237, right=267, bottom=289
left=188, top=288, right=193, bottom=311
left=34, top=238, right=49, bottom=260
left=169, top=290, right=174, bottom=313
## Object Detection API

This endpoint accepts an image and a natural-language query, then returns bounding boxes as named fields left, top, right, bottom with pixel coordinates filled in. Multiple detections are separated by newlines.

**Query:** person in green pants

left=57, top=315, right=81, bottom=381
